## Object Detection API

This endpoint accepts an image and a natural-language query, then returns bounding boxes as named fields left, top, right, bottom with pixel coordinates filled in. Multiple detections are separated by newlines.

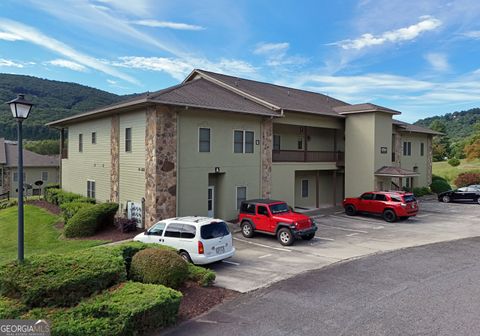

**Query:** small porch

left=375, top=166, right=419, bottom=191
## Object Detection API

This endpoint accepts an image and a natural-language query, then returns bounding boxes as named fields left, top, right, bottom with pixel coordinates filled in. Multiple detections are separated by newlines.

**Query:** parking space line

left=258, top=254, right=272, bottom=259
left=222, top=260, right=240, bottom=266
left=315, top=237, right=335, bottom=241
left=233, top=237, right=292, bottom=252
left=315, top=223, right=368, bottom=233
left=346, top=233, right=359, bottom=237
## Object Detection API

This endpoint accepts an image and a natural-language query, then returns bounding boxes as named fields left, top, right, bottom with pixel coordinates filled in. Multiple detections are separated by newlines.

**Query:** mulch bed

left=26, top=199, right=62, bottom=215
left=178, top=281, right=239, bottom=321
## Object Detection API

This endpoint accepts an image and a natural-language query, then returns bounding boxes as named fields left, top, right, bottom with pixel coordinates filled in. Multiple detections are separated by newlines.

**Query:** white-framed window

left=273, top=135, right=281, bottom=151
left=125, top=128, right=132, bottom=152
left=403, top=141, right=412, bottom=156
left=41, top=171, right=48, bottom=182
left=13, top=172, right=26, bottom=182
left=420, top=142, right=424, bottom=156
left=199, top=127, right=211, bottom=152
left=91, top=132, right=97, bottom=144
left=236, top=186, right=247, bottom=210
left=78, top=134, right=83, bottom=152
left=301, top=179, right=309, bottom=198
left=87, top=180, right=96, bottom=199
left=234, top=130, right=255, bottom=153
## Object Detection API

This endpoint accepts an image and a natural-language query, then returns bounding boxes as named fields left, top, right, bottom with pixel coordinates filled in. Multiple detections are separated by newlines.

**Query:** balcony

left=273, top=150, right=344, bottom=164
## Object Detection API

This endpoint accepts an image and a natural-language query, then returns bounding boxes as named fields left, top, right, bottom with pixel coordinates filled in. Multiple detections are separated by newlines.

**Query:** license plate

left=216, top=246, right=225, bottom=254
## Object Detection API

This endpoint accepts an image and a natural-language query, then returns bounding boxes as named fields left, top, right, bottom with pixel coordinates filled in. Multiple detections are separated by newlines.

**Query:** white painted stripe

left=316, top=223, right=368, bottom=233
left=258, top=254, right=272, bottom=259
left=196, top=319, right=218, bottom=324
left=373, top=225, right=384, bottom=230
left=346, top=233, right=359, bottom=237
left=222, top=260, right=240, bottom=266
left=233, top=237, right=292, bottom=252
left=316, top=237, right=335, bottom=241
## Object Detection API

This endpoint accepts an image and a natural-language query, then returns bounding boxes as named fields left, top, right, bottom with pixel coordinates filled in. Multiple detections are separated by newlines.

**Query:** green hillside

left=0, top=73, right=125, bottom=140
left=415, top=108, right=480, bottom=141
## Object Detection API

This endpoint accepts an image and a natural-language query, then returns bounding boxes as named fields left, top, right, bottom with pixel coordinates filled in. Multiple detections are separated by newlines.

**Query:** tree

left=430, top=120, right=451, bottom=159
left=463, top=122, right=480, bottom=161
left=432, top=142, right=447, bottom=162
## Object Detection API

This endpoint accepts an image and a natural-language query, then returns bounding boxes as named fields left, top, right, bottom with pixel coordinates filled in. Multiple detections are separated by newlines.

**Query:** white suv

left=134, top=216, right=235, bottom=265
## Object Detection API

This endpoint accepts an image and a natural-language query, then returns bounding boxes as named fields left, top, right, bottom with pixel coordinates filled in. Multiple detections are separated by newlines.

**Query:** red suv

left=343, top=191, right=418, bottom=222
left=238, top=199, right=317, bottom=246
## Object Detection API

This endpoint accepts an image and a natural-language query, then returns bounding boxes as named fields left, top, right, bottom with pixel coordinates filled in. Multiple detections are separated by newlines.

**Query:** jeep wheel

left=241, top=221, right=254, bottom=238
left=302, top=233, right=315, bottom=241
left=345, top=204, right=356, bottom=216
left=383, top=209, right=397, bottom=223
left=442, top=195, right=451, bottom=203
left=277, top=228, right=294, bottom=246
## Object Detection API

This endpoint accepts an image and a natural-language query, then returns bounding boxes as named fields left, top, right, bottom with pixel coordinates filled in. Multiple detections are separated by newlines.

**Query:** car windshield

left=403, top=195, right=416, bottom=203
left=201, top=222, right=230, bottom=240
left=269, top=203, right=289, bottom=214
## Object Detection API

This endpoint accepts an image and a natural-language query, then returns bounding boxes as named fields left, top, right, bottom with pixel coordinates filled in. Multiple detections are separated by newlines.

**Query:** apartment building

left=48, top=69, right=440, bottom=227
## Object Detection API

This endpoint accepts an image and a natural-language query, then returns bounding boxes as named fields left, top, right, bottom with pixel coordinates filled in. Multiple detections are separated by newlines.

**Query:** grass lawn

left=433, top=158, right=480, bottom=185
left=0, top=205, right=106, bottom=263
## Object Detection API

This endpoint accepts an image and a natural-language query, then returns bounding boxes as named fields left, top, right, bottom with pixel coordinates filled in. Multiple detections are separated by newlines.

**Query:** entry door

left=207, top=186, right=214, bottom=217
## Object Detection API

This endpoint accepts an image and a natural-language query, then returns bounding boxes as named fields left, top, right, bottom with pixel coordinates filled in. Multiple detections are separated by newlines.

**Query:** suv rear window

left=201, top=222, right=230, bottom=240
left=240, top=202, right=255, bottom=214
left=403, top=195, right=416, bottom=203
left=269, top=203, right=289, bottom=214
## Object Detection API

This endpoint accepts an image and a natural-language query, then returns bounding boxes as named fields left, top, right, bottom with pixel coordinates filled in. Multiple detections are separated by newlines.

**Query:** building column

left=261, top=118, right=273, bottom=199
left=110, top=115, right=120, bottom=203
left=2, top=168, right=10, bottom=196
left=394, top=130, right=402, bottom=167
left=332, top=170, right=337, bottom=206
left=315, top=170, right=319, bottom=208
left=426, top=135, right=433, bottom=185
left=145, top=105, right=177, bottom=228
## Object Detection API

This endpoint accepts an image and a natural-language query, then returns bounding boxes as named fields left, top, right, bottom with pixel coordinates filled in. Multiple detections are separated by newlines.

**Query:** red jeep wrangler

left=238, top=199, right=317, bottom=246
left=343, top=191, right=418, bottom=222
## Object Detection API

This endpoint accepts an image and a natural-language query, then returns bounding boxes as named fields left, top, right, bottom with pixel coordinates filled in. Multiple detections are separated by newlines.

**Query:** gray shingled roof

left=334, top=103, right=401, bottom=115
left=393, top=119, right=443, bottom=135
left=0, top=138, right=59, bottom=167
left=192, top=69, right=349, bottom=117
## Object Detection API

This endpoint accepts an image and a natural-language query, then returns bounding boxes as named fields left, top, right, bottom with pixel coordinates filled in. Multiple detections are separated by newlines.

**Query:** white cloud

left=0, top=31, right=23, bottom=41
left=47, top=59, right=87, bottom=72
left=333, top=16, right=442, bottom=50
left=253, top=42, right=307, bottom=67
left=424, top=53, right=450, bottom=71
left=461, top=30, right=480, bottom=39
left=253, top=42, right=290, bottom=55
left=107, top=79, right=117, bottom=85
left=0, top=58, right=25, bottom=68
left=0, top=19, right=137, bottom=84
left=92, top=0, right=151, bottom=16
left=131, top=20, right=205, bottom=31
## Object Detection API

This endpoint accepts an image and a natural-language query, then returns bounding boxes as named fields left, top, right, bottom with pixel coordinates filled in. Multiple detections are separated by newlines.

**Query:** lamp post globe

left=6, top=94, right=34, bottom=262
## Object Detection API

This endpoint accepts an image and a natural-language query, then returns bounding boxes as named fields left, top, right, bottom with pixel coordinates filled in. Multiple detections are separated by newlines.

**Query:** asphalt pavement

left=162, top=236, right=480, bottom=336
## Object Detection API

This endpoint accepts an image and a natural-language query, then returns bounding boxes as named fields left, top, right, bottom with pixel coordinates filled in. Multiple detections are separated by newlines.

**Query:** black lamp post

left=6, top=94, right=33, bottom=262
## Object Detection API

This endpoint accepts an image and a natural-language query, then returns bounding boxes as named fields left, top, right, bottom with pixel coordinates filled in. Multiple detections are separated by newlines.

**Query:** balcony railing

left=273, top=150, right=344, bottom=164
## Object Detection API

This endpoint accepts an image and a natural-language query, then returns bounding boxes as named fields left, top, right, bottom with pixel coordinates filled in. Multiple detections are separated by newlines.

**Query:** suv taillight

left=198, top=241, right=204, bottom=254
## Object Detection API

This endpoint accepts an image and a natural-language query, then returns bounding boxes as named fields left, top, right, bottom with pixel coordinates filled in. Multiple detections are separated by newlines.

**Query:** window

left=240, top=202, right=255, bottom=214
left=236, top=186, right=247, bottom=210
left=148, top=222, right=166, bottom=236
left=420, top=142, right=424, bottom=156
left=270, top=203, right=289, bottom=214
left=297, top=139, right=303, bottom=150
left=403, top=141, right=412, bottom=156
left=181, top=224, right=196, bottom=239
left=273, top=135, right=281, bottom=151
left=257, top=205, right=269, bottom=216
left=390, top=195, right=402, bottom=202
left=201, top=222, right=230, bottom=240
left=164, top=223, right=182, bottom=238
left=13, top=172, right=26, bottom=182
left=125, top=128, right=132, bottom=152
left=374, top=194, right=387, bottom=201
left=87, top=180, right=96, bottom=199
left=234, top=130, right=255, bottom=153
left=199, top=128, right=211, bottom=152
left=41, top=171, right=48, bottom=181
left=91, top=132, right=97, bottom=144
left=360, top=193, right=374, bottom=200
left=79, top=134, right=83, bottom=152
left=301, top=179, right=309, bottom=198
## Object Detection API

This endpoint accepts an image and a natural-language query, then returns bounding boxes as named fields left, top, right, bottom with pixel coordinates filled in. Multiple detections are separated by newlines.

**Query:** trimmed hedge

left=430, top=175, right=452, bottom=194
left=131, top=248, right=188, bottom=289
left=412, top=187, right=431, bottom=197
left=25, top=282, right=182, bottom=336
left=454, top=172, right=480, bottom=188
left=0, top=296, right=28, bottom=319
left=64, top=202, right=119, bottom=238
left=187, top=264, right=216, bottom=287
left=60, top=201, right=95, bottom=225
left=0, top=249, right=126, bottom=307
left=45, top=188, right=95, bottom=206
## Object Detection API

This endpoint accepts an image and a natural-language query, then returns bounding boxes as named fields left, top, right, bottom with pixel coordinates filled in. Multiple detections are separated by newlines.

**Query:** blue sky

left=1, top=0, right=480, bottom=122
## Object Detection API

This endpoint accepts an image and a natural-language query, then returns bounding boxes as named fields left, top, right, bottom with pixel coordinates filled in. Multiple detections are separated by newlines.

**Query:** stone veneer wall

left=394, top=129, right=402, bottom=167
left=426, top=135, right=433, bottom=185
left=1, top=167, right=11, bottom=194
left=261, top=118, right=273, bottom=199
left=110, top=115, right=120, bottom=202
left=144, top=105, right=177, bottom=228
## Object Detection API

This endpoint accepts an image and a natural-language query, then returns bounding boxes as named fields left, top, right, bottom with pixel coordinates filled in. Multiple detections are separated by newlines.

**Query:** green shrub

left=64, top=202, right=119, bottom=238
left=412, top=187, right=431, bottom=197
left=0, top=296, right=28, bottom=319
left=25, top=282, right=182, bottom=336
left=187, top=264, right=216, bottom=287
left=448, top=157, right=461, bottom=167
left=131, top=248, right=188, bottom=288
left=44, top=188, right=95, bottom=206
left=431, top=174, right=446, bottom=182
left=60, top=202, right=95, bottom=225
left=430, top=179, right=452, bottom=194
left=0, top=198, right=17, bottom=210
left=454, top=171, right=480, bottom=188
left=0, top=249, right=126, bottom=307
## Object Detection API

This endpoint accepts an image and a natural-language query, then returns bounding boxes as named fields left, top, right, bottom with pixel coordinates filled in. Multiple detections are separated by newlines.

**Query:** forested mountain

left=415, top=108, right=480, bottom=141
left=0, top=73, right=126, bottom=140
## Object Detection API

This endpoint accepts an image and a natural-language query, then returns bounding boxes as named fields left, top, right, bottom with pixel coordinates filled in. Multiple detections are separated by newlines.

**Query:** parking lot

left=210, top=197, right=480, bottom=292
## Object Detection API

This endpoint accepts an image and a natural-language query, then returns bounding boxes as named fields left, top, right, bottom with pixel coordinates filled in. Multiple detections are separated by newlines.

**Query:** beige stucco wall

left=399, top=132, right=429, bottom=188
left=118, top=110, right=146, bottom=211
left=272, top=124, right=340, bottom=151
left=177, top=109, right=262, bottom=220
left=62, top=118, right=112, bottom=202
left=7, top=166, right=59, bottom=197
left=293, top=170, right=343, bottom=208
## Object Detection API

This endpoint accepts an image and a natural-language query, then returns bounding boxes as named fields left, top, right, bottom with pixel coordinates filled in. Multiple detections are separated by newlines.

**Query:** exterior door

left=207, top=186, right=214, bottom=217
left=255, top=205, right=271, bottom=231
